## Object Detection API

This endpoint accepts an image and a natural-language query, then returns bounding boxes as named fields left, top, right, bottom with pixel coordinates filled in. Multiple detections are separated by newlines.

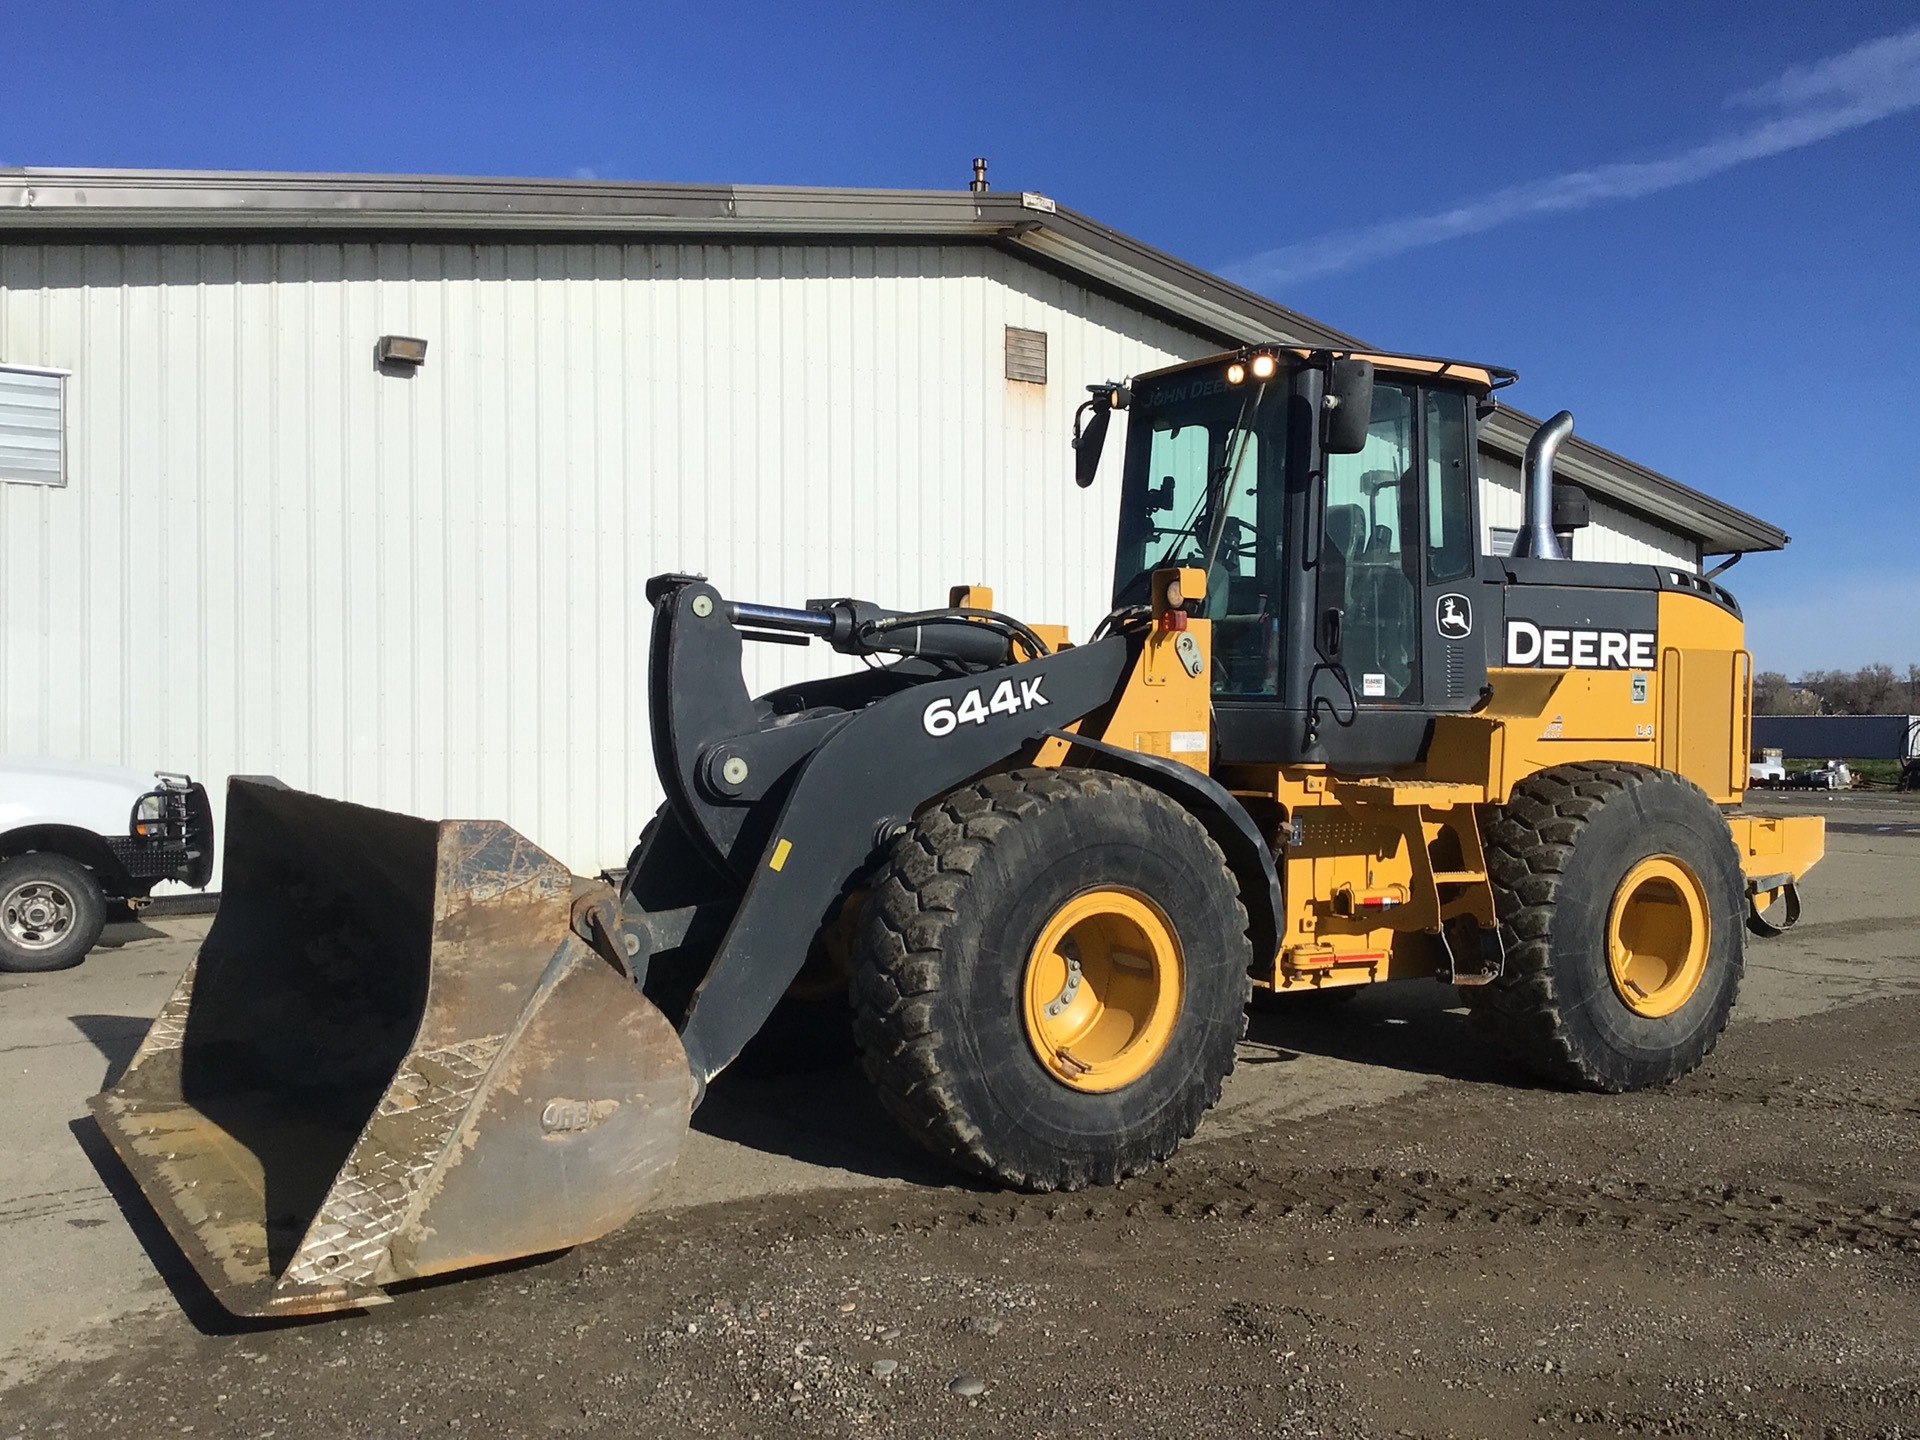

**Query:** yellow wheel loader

left=94, top=345, right=1825, bottom=1316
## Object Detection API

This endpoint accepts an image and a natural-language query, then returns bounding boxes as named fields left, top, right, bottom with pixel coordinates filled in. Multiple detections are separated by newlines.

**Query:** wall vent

left=0, top=365, right=67, bottom=485
left=1487, top=524, right=1575, bottom=559
left=1005, top=326, right=1048, bottom=385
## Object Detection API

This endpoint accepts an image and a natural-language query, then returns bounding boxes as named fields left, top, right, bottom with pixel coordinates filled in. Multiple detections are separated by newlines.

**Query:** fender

left=1040, top=728, right=1283, bottom=972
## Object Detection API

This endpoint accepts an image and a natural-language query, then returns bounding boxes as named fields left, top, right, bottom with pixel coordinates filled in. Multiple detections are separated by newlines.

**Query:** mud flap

left=91, top=779, right=692, bottom=1316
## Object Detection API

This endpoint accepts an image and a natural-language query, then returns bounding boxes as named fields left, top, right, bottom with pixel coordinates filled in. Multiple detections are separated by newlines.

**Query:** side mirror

left=1072, top=382, right=1129, bottom=488
left=1321, top=358, right=1375, bottom=456
left=1073, top=405, right=1111, bottom=487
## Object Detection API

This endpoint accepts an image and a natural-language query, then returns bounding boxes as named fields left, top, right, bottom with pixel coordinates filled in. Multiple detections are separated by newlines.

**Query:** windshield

left=1112, top=366, right=1292, bottom=696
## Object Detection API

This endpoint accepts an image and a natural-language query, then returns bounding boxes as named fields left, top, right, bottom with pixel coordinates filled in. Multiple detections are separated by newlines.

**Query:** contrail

left=1221, top=25, right=1920, bottom=290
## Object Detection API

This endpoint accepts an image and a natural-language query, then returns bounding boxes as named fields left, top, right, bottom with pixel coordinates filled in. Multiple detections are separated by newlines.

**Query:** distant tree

left=1756, top=665, right=1920, bottom=715
left=1792, top=663, right=1907, bottom=715
left=1848, top=664, right=1897, bottom=714
left=1753, top=671, right=1818, bottom=716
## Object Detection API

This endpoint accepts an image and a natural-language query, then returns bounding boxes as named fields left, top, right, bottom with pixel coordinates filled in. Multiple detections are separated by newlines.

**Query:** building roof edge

left=0, top=166, right=1784, bottom=553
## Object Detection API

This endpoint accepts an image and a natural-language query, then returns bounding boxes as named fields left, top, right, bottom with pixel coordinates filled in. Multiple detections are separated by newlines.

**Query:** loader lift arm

left=621, top=574, right=1136, bottom=1089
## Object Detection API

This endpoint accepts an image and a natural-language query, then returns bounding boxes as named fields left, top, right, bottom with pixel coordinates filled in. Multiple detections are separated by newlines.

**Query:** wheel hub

left=3, top=881, right=77, bottom=950
left=1021, top=888, right=1184, bottom=1093
left=1606, top=856, right=1710, bottom=1018
left=1040, top=943, right=1083, bottom=1017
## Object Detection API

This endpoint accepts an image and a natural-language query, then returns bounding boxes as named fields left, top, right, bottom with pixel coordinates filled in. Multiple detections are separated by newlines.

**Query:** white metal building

left=0, top=169, right=1789, bottom=879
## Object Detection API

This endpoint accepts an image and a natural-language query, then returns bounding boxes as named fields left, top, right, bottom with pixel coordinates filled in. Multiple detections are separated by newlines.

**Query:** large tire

left=1476, top=762, right=1745, bottom=1092
left=850, top=767, right=1252, bottom=1192
left=0, top=852, right=108, bottom=973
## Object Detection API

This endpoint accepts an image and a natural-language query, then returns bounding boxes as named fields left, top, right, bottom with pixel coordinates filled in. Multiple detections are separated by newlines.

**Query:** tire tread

left=1475, top=761, right=1742, bottom=1091
left=851, top=768, right=1250, bottom=1191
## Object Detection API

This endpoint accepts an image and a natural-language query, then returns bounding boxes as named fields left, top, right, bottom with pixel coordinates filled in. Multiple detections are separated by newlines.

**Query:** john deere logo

left=1436, top=593, right=1473, bottom=639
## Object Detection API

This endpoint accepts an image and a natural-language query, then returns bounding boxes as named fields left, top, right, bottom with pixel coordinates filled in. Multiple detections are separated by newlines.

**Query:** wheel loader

left=94, top=344, right=1825, bottom=1316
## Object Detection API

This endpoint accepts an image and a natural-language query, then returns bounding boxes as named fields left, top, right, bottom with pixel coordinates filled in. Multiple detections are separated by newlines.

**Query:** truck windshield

left=1112, top=368, right=1291, bottom=696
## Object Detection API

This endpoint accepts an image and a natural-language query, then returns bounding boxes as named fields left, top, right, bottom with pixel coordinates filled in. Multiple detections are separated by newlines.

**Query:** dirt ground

left=5, top=789, right=1917, bottom=1438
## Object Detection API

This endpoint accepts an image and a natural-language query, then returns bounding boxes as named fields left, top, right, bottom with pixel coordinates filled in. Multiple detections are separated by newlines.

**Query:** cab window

left=1321, top=381, right=1420, bottom=701
left=1114, top=382, right=1288, bottom=697
left=1425, top=388, right=1474, bottom=583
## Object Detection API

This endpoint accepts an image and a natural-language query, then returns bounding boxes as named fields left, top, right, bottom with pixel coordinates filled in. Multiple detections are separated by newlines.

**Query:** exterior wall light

left=377, top=335, right=429, bottom=367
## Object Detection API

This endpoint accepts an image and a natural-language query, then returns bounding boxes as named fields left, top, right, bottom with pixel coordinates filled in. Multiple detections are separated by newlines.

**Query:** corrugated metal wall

left=1479, top=449, right=1699, bottom=569
left=0, top=240, right=1710, bottom=878
left=1750, top=714, right=1919, bottom=762
left=0, top=240, right=1216, bottom=875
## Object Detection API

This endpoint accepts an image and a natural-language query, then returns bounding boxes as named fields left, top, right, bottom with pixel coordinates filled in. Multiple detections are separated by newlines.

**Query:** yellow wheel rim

left=1021, top=887, right=1183, bottom=1093
left=1606, top=856, right=1710, bottom=1018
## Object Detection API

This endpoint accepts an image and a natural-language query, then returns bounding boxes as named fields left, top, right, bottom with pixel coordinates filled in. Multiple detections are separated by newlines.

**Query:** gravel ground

left=11, top=986, right=1919, bottom=1439
left=8, top=788, right=1917, bottom=1438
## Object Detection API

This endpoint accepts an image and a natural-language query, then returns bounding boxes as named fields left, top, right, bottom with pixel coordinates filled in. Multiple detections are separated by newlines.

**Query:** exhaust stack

left=1512, top=409, right=1575, bottom=560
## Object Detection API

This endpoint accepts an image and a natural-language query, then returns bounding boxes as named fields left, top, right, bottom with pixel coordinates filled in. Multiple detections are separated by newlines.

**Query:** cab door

left=1416, top=386, right=1486, bottom=710
left=1320, top=379, right=1423, bottom=706
left=1306, top=378, right=1487, bottom=770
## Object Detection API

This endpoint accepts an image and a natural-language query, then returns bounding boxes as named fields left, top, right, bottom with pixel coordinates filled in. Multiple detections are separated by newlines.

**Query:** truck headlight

left=132, top=793, right=168, bottom=837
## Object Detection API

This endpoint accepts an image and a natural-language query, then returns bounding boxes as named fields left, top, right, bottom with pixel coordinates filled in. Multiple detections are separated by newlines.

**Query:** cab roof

left=1132, top=346, right=1518, bottom=395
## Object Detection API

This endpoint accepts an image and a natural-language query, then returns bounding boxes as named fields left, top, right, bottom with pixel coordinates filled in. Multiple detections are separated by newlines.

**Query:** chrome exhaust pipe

left=1512, top=410, right=1575, bottom=560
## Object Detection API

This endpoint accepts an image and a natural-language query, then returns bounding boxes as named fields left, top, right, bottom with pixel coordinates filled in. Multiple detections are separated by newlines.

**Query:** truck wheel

left=0, top=852, right=108, bottom=973
left=850, top=768, right=1251, bottom=1191
left=1476, top=762, right=1745, bottom=1092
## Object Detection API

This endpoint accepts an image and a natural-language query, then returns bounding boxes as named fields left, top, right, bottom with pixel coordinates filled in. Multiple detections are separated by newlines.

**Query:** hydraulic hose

left=723, top=596, right=1032, bottom=666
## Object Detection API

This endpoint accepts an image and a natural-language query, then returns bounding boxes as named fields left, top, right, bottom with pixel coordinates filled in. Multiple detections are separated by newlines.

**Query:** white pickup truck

left=0, top=757, right=215, bottom=972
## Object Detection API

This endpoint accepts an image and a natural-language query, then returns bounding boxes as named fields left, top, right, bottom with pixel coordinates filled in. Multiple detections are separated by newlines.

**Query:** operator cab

left=1092, top=347, right=1517, bottom=770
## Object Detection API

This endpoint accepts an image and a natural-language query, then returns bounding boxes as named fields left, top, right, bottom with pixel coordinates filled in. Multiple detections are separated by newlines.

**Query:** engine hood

left=0, top=755, right=175, bottom=837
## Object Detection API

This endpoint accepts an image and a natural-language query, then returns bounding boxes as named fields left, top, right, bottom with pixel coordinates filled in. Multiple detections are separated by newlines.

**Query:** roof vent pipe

left=1512, top=410, right=1575, bottom=560
left=970, top=157, right=989, bottom=193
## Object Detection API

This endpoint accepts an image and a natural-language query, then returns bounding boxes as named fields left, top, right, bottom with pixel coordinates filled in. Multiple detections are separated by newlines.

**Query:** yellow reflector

left=769, top=838, right=793, bottom=872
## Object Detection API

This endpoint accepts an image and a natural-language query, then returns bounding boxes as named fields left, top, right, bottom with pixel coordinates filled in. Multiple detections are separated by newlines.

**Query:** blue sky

left=6, top=2, right=1915, bottom=673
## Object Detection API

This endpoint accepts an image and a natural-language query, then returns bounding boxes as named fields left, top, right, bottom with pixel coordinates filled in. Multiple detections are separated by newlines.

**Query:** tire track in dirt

left=882, top=1165, right=1920, bottom=1255
left=1675, top=1078, right=1920, bottom=1118
left=0, top=1185, right=112, bottom=1226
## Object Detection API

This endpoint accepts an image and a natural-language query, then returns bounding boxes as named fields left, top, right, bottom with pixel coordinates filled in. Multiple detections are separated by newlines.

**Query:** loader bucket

left=91, top=778, right=693, bottom=1316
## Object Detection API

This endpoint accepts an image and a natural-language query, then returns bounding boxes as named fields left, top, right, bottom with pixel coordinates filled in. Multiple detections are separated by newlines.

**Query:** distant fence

left=1750, top=714, right=1920, bottom=760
